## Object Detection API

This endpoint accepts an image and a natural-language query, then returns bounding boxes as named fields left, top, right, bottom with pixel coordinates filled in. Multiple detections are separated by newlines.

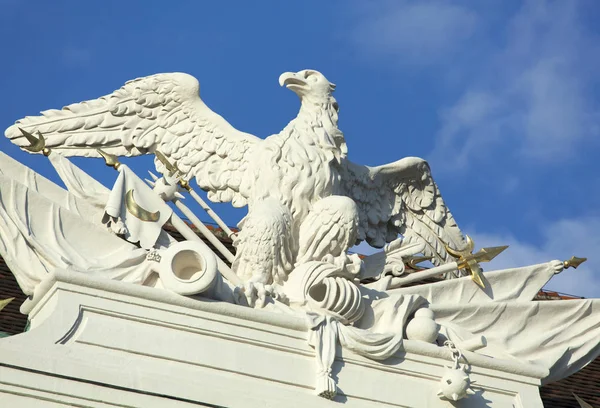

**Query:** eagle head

left=279, top=69, right=337, bottom=106
left=278, top=69, right=345, bottom=161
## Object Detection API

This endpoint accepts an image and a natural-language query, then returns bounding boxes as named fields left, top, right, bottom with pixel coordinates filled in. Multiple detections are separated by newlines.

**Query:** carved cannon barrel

left=158, top=241, right=218, bottom=295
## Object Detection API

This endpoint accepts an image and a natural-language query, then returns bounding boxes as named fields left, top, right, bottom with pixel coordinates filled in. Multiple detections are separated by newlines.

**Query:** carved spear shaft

left=172, top=198, right=235, bottom=264
left=155, top=151, right=237, bottom=239
left=386, top=262, right=459, bottom=290
left=188, top=188, right=236, bottom=239
left=145, top=169, right=236, bottom=264
left=386, top=244, right=508, bottom=290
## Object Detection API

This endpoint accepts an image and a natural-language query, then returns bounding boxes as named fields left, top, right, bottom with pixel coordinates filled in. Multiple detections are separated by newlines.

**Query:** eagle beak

left=279, top=72, right=308, bottom=94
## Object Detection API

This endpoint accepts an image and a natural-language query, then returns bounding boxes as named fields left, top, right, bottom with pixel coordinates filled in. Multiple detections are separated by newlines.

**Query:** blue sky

left=1, top=0, right=599, bottom=296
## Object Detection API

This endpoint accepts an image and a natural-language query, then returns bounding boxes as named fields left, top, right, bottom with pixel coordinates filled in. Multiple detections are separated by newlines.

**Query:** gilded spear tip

left=477, top=245, right=509, bottom=263
left=96, top=149, right=121, bottom=170
left=19, top=128, right=51, bottom=156
left=154, top=150, right=177, bottom=175
left=470, top=272, right=486, bottom=289
left=563, top=256, right=587, bottom=270
left=155, top=150, right=190, bottom=190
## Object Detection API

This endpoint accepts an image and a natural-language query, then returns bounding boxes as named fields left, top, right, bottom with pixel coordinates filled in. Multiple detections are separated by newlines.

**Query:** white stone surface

left=0, top=270, right=547, bottom=407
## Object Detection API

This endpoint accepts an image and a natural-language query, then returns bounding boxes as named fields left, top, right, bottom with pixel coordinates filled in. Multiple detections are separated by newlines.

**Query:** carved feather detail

left=340, top=157, right=466, bottom=265
left=5, top=73, right=259, bottom=207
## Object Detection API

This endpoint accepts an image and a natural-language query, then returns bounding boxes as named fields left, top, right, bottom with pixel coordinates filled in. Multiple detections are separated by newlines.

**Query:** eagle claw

left=236, top=280, right=288, bottom=308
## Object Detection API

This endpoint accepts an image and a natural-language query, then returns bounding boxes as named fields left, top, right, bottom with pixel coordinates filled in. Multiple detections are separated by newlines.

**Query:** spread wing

left=5, top=73, right=260, bottom=207
left=340, top=157, right=467, bottom=265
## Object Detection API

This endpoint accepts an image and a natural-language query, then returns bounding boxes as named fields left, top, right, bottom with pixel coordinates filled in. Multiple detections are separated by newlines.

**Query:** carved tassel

left=306, top=314, right=339, bottom=399
left=315, top=370, right=337, bottom=400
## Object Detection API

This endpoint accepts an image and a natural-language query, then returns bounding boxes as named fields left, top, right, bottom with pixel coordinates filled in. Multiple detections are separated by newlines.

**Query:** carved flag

left=0, top=151, right=103, bottom=223
left=104, top=165, right=173, bottom=249
left=48, top=152, right=109, bottom=209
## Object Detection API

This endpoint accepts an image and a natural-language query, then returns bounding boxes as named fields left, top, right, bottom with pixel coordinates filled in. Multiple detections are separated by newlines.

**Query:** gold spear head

left=464, top=245, right=509, bottom=265
left=563, top=256, right=587, bottom=270
left=96, top=149, right=121, bottom=170
left=154, top=151, right=177, bottom=175
left=469, top=266, right=486, bottom=289
left=155, top=150, right=190, bottom=190
left=446, top=235, right=508, bottom=289
left=19, top=128, right=51, bottom=156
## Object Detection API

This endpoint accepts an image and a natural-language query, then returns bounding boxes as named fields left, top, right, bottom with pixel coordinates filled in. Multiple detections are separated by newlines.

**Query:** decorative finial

left=19, top=128, right=51, bottom=156
left=446, top=235, right=508, bottom=289
left=96, top=149, right=121, bottom=170
left=563, top=256, right=587, bottom=270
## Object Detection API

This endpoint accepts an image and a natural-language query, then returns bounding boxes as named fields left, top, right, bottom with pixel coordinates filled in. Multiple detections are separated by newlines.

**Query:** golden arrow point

left=563, top=256, right=587, bottom=270
left=19, top=127, right=40, bottom=146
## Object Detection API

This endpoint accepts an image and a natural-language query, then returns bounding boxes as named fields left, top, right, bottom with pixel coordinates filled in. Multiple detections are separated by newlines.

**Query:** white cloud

left=430, top=1, right=600, bottom=169
left=350, top=1, right=479, bottom=66
left=471, top=216, right=600, bottom=298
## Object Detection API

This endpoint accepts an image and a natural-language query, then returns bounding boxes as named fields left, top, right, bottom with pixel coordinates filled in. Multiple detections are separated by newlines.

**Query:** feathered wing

left=340, top=157, right=467, bottom=265
left=5, top=73, right=260, bottom=207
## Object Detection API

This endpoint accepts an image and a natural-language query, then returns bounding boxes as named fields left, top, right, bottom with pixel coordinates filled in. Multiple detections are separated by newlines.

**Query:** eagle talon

left=239, top=280, right=288, bottom=308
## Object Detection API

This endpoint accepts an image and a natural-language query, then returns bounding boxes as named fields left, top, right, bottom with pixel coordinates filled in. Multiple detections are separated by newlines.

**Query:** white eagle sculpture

left=5, top=69, right=467, bottom=300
